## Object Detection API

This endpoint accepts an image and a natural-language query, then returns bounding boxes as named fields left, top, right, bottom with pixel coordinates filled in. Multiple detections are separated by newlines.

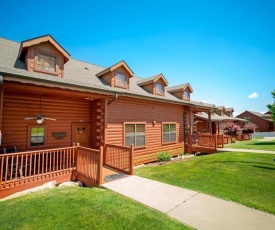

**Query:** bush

left=232, top=138, right=237, bottom=143
left=157, top=151, right=171, bottom=162
left=242, top=124, right=256, bottom=134
left=223, top=124, right=242, bottom=137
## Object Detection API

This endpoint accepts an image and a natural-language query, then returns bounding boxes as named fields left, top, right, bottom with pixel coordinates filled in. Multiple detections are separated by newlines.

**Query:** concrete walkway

left=218, top=148, right=275, bottom=154
left=103, top=176, right=275, bottom=230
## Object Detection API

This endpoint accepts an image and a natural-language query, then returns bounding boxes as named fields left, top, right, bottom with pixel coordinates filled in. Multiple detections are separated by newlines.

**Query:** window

left=30, top=127, right=46, bottom=146
left=183, top=90, right=190, bottom=100
left=156, top=83, right=164, bottom=95
left=115, top=72, right=127, bottom=87
left=163, top=123, right=176, bottom=143
left=125, top=124, right=145, bottom=147
left=37, top=53, right=56, bottom=72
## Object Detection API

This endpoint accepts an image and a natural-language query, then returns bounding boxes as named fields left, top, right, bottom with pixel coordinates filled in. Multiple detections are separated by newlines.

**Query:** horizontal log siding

left=107, top=97, right=184, bottom=165
left=2, top=95, right=91, bottom=152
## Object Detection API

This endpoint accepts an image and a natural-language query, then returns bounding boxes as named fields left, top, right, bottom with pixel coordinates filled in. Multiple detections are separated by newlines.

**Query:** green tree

left=267, top=89, right=275, bottom=123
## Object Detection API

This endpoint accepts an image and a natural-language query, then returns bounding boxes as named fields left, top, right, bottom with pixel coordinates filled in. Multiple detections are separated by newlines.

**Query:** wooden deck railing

left=104, top=144, right=134, bottom=175
left=186, top=133, right=225, bottom=153
left=0, top=147, right=76, bottom=198
left=75, top=146, right=103, bottom=186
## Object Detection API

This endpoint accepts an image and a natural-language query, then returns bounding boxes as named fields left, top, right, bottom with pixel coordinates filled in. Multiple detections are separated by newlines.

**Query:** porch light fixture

left=37, top=117, right=44, bottom=124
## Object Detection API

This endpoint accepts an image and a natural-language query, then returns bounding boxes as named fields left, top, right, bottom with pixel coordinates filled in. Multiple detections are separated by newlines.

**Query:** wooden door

left=73, top=124, right=90, bottom=147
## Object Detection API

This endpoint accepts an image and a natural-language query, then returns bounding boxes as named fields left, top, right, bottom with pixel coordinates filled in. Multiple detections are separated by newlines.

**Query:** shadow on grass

left=213, top=161, right=275, bottom=167
left=253, top=142, right=275, bottom=146
left=252, top=166, right=275, bottom=170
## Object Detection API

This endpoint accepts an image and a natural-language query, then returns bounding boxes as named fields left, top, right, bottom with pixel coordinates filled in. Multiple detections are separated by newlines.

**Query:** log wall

left=106, top=96, right=184, bottom=165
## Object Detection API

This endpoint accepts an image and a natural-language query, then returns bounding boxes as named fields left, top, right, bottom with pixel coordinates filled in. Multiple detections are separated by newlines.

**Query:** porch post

left=0, top=75, right=3, bottom=133
left=217, top=122, right=220, bottom=135
left=104, top=98, right=108, bottom=147
left=189, top=110, right=193, bottom=133
left=208, top=111, right=212, bottom=134
left=130, top=144, right=134, bottom=175
left=183, top=108, right=187, bottom=154
left=98, top=146, right=103, bottom=185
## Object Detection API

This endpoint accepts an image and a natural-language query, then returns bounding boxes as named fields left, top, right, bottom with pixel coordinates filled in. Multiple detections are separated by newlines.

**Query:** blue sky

left=0, top=0, right=274, bottom=115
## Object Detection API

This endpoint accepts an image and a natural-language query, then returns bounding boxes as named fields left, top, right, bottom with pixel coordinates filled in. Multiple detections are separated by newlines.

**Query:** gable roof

left=225, top=107, right=234, bottom=112
left=18, top=34, right=70, bottom=63
left=0, top=36, right=215, bottom=110
left=237, top=110, right=271, bottom=122
left=96, top=60, right=134, bottom=77
left=166, top=83, right=193, bottom=93
left=137, top=73, right=168, bottom=87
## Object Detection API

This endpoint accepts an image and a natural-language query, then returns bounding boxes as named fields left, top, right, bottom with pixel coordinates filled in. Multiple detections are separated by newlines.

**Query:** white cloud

left=248, top=92, right=259, bottom=99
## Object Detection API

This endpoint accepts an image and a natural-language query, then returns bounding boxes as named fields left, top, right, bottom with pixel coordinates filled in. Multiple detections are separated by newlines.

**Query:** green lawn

left=0, top=187, right=190, bottom=230
left=135, top=152, right=275, bottom=214
left=225, top=138, right=275, bottom=151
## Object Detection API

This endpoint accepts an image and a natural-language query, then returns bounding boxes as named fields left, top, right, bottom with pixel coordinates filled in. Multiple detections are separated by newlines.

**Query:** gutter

left=108, top=93, right=119, bottom=105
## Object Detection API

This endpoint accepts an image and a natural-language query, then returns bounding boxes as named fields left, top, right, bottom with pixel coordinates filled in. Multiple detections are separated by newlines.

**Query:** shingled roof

left=0, top=37, right=215, bottom=109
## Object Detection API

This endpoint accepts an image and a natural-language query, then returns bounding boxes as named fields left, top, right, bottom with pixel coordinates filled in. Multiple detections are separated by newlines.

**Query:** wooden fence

left=104, top=144, right=134, bottom=175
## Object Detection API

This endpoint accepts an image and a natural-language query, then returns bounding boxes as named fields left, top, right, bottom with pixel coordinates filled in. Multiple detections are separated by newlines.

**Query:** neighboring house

left=195, top=106, right=245, bottom=134
left=0, top=35, right=216, bottom=165
left=236, top=111, right=275, bottom=132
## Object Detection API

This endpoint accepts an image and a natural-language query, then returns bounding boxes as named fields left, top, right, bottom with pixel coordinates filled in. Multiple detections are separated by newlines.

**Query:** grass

left=0, top=187, right=191, bottom=230
left=135, top=152, right=275, bottom=214
left=225, top=138, right=275, bottom=151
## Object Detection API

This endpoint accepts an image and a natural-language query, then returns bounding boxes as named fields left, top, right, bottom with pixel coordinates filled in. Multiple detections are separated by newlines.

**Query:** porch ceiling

left=4, top=81, right=108, bottom=102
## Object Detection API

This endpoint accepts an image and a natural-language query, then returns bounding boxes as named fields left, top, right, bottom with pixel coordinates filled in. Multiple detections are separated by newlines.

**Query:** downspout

left=108, top=93, right=119, bottom=105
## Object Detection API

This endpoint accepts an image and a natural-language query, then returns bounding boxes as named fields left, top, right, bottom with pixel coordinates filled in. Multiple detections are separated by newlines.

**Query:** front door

left=73, top=123, right=90, bottom=147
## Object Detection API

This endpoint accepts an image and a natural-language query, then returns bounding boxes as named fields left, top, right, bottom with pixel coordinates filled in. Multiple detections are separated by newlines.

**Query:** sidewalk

left=103, top=176, right=275, bottom=230
left=218, top=148, right=275, bottom=154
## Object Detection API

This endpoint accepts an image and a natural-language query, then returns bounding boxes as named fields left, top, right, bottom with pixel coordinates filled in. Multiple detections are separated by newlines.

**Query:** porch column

left=208, top=111, right=212, bottom=134
left=189, top=110, right=193, bottom=133
left=217, top=122, right=220, bottom=135
left=0, top=75, right=3, bottom=134
left=104, top=98, right=108, bottom=147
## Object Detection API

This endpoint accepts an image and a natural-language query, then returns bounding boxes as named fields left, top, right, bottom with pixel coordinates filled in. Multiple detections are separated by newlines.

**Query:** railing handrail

left=0, top=146, right=77, bottom=157
left=105, top=144, right=132, bottom=151
left=77, top=146, right=100, bottom=152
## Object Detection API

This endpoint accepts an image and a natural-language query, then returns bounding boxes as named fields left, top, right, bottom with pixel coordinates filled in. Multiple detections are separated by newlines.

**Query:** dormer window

left=18, top=35, right=70, bottom=78
left=183, top=90, right=190, bottom=100
left=37, top=53, right=56, bottom=72
left=115, top=72, right=127, bottom=88
left=156, top=83, right=164, bottom=95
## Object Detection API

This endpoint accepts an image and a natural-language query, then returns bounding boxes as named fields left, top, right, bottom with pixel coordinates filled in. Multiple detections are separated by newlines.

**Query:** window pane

left=136, top=135, right=145, bottom=146
left=163, top=124, right=169, bottom=133
left=37, top=53, right=56, bottom=72
left=170, top=124, right=176, bottom=132
left=30, top=127, right=45, bottom=146
left=125, top=124, right=135, bottom=134
left=136, top=124, right=145, bottom=133
left=125, top=136, right=135, bottom=147
left=156, top=83, right=163, bottom=94
left=116, top=73, right=126, bottom=87
left=163, top=124, right=176, bottom=143
left=163, top=133, right=170, bottom=143
left=184, top=91, right=189, bottom=100
left=170, top=133, right=176, bottom=142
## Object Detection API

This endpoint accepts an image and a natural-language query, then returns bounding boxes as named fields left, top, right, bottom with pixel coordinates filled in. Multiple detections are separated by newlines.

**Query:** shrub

left=242, top=124, right=256, bottom=134
left=157, top=151, right=171, bottom=162
left=223, top=124, right=242, bottom=137
left=232, top=138, right=237, bottom=143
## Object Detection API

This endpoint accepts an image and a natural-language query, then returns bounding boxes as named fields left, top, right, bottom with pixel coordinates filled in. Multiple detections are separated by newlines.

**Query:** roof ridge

left=69, top=58, right=106, bottom=69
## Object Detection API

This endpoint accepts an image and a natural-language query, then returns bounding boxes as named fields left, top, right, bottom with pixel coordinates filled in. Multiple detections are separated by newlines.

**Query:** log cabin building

left=0, top=35, right=224, bottom=197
